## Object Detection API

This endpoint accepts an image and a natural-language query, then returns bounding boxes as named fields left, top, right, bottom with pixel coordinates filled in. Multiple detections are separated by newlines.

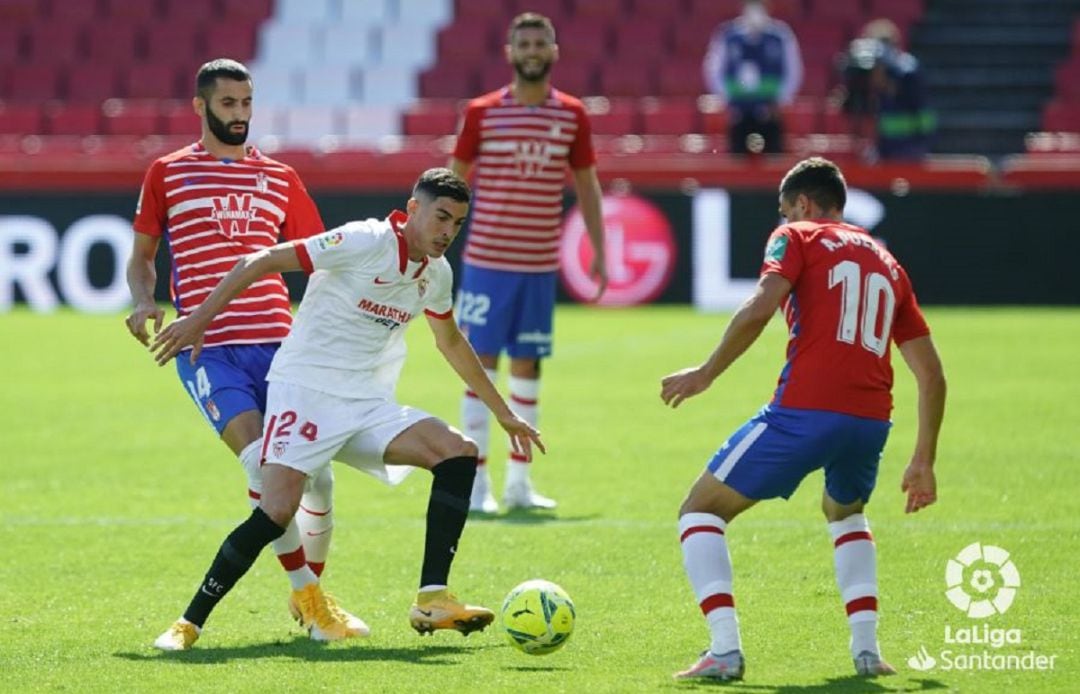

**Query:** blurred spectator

left=702, top=0, right=803, bottom=154
left=839, top=19, right=936, bottom=161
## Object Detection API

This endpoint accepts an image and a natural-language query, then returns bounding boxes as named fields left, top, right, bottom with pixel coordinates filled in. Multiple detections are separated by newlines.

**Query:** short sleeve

left=132, top=159, right=167, bottom=237
left=892, top=267, right=931, bottom=344
left=452, top=103, right=482, bottom=163
left=280, top=167, right=325, bottom=241
left=760, top=226, right=803, bottom=284
left=423, top=262, right=454, bottom=319
left=296, top=221, right=382, bottom=275
left=568, top=105, right=597, bottom=170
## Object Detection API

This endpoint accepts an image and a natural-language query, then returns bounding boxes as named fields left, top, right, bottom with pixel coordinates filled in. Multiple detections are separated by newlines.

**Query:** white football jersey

left=268, top=211, right=454, bottom=399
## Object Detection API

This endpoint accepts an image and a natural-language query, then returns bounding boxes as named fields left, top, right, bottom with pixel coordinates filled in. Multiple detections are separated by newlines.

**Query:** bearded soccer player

left=661, top=157, right=946, bottom=680
left=449, top=12, right=608, bottom=514
left=125, top=58, right=363, bottom=648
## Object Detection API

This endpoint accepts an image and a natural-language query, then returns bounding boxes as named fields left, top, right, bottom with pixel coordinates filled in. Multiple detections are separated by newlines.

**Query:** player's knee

left=443, top=432, right=478, bottom=460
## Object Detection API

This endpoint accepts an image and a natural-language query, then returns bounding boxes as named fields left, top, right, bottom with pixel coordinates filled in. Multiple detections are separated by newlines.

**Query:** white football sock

left=828, top=513, right=880, bottom=657
left=679, top=512, right=741, bottom=655
left=298, top=465, right=334, bottom=577
left=240, top=440, right=317, bottom=590
left=506, top=376, right=539, bottom=487
left=462, top=369, right=497, bottom=482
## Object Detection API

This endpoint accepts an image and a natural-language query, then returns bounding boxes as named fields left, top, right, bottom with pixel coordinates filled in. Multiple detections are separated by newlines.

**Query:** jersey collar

left=388, top=210, right=431, bottom=279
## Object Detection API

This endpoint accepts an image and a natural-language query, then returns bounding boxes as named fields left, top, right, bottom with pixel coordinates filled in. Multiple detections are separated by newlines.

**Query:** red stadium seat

left=0, top=26, right=24, bottom=64
left=611, top=18, right=671, bottom=58
left=866, top=0, right=923, bottom=24
left=795, top=21, right=850, bottom=58
left=633, top=0, right=688, bottom=21
left=456, top=0, right=508, bottom=21
left=401, top=101, right=461, bottom=137
left=640, top=96, right=700, bottom=135
left=821, top=103, right=854, bottom=134
left=657, top=59, right=707, bottom=97
left=782, top=99, right=821, bottom=136
left=698, top=96, right=730, bottom=135
left=143, top=23, right=205, bottom=64
left=85, top=22, right=140, bottom=63
left=585, top=97, right=638, bottom=135
left=161, top=0, right=217, bottom=22
left=219, top=0, right=273, bottom=20
left=6, top=63, right=62, bottom=100
left=596, top=60, right=656, bottom=98
left=122, top=64, right=183, bottom=100
left=684, top=0, right=743, bottom=26
left=556, top=19, right=612, bottom=62
left=478, top=63, right=514, bottom=94
left=45, top=102, right=102, bottom=135
left=799, top=64, right=833, bottom=98
left=0, top=102, right=43, bottom=134
left=65, top=65, right=120, bottom=102
left=671, top=18, right=719, bottom=59
left=161, top=100, right=198, bottom=136
left=511, top=0, right=568, bottom=24
left=0, top=0, right=42, bottom=21
left=418, top=63, right=478, bottom=99
left=101, top=0, right=160, bottom=22
left=570, top=0, right=627, bottom=20
left=101, top=99, right=162, bottom=136
left=203, top=24, right=259, bottom=62
left=806, top=0, right=865, bottom=26
left=551, top=58, right=597, bottom=97
left=24, top=22, right=84, bottom=64
left=437, top=22, right=496, bottom=64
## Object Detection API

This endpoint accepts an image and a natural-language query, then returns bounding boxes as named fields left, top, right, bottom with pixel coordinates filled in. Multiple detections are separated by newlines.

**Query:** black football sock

left=182, top=507, right=285, bottom=627
left=419, top=456, right=477, bottom=588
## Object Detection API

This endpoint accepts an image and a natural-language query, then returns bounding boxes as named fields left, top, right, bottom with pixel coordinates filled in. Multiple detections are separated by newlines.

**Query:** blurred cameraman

left=839, top=19, right=935, bottom=161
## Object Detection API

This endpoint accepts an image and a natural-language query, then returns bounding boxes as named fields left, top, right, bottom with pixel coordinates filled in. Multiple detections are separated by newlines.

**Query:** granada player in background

left=148, top=168, right=544, bottom=648
left=449, top=12, right=608, bottom=514
left=660, top=158, right=946, bottom=681
left=124, top=58, right=363, bottom=649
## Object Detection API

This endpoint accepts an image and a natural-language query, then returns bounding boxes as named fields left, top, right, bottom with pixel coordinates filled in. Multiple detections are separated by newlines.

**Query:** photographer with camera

left=839, top=19, right=935, bottom=161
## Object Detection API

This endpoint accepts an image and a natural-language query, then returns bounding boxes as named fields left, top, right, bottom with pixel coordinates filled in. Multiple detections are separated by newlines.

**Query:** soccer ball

left=500, top=579, right=575, bottom=655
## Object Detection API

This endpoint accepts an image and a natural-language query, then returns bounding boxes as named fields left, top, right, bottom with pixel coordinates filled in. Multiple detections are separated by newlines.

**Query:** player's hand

left=590, top=254, right=608, bottom=302
left=125, top=301, right=164, bottom=346
left=497, top=412, right=546, bottom=462
left=660, top=366, right=713, bottom=408
left=901, top=459, right=937, bottom=513
left=150, top=314, right=207, bottom=366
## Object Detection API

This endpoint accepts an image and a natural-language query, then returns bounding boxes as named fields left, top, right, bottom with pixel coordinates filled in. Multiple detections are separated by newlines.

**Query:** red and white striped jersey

left=133, top=142, right=324, bottom=347
left=453, top=87, right=596, bottom=273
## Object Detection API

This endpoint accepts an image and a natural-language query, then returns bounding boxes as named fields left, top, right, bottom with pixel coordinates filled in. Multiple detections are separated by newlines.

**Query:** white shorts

left=261, top=380, right=431, bottom=486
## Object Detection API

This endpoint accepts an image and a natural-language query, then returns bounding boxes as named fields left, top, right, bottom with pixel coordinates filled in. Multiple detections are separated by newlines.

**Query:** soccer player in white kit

left=149, top=168, right=544, bottom=650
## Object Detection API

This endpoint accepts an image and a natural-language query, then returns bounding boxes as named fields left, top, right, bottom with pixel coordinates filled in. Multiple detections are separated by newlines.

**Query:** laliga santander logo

left=559, top=195, right=676, bottom=306
left=945, top=542, right=1020, bottom=618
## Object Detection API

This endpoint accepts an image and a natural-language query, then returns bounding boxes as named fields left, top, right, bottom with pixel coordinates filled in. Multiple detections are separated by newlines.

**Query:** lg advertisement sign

left=559, top=194, right=677, bottom=306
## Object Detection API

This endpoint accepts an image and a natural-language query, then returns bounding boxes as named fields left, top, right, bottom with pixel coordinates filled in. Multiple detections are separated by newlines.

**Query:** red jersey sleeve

left=280, top=167, right=325, bottom=241
left=892, top=266, right=931, bottom=344
left=132, top=159, right=167, bottom=237
left=760, top=226, right=804, bottom=284
left=452, top=102, right=483, bottom=163
left=568, top=104, right=597, bottom=170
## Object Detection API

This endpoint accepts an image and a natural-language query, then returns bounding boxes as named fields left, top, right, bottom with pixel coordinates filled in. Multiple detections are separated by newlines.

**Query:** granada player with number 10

left=660, top=157, right=946, bottom=682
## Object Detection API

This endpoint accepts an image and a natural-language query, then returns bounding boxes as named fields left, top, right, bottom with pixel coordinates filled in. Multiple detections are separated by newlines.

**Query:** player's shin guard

left=420, top=456, right=477, bottom=587
left=183, top=507, right=285, bottom=628
left=678, top=513, right=741, bottom=655
left=240, top=440, right=316, bottom=590
left=829, top=513, right=880, bottom=657
left=298, top=465, right=334, bottom=576
left=506, top=376, right=539, bottom=486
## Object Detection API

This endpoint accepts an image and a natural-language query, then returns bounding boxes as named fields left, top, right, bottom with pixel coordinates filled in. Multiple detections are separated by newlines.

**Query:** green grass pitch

left=1, top=306, right=1077, bottom=692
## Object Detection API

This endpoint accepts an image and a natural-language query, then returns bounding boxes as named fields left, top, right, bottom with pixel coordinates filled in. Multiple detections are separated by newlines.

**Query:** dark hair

left=195, top=58, right=251, bottom=101
left=779, top=157, right=847, bottom=212
left=508, top=12, right=556, bottom=43
left=413, top=167, right=471, bottom=204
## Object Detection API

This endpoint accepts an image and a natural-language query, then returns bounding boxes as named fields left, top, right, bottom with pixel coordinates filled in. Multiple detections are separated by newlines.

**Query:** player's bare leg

left=503, top=357, right=555, bottom=509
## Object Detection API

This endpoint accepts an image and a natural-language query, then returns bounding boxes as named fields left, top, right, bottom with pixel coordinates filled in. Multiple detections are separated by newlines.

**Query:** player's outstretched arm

left=660, top=272, right=790, bottom=408
left=571, top=166, right=608, bottom=300
left=125, top=232, right=165, bottom=346
left=897, top=334, right=946, bottom=513
left=150, top=242, right=304, bottom=366
left=426, top=313, right=546, bottom=459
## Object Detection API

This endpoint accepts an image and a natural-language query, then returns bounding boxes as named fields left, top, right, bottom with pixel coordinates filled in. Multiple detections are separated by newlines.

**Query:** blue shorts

left=173, top=343, right=279, bottom=435
left=707, top=405, right=891, bottom=504
left=455, top=264, right=555, bottom=359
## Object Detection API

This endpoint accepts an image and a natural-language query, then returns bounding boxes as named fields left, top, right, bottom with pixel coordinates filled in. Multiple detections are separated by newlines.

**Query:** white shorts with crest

left=261, top=380, right=431, bottom=485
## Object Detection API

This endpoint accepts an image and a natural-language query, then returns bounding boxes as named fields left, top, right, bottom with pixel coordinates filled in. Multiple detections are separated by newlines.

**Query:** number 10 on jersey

left=828, top=260, right=896, bottom=358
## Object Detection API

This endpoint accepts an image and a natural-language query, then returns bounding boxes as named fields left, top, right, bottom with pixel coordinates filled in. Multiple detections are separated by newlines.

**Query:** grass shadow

left=468, top=509, right=601, bottom=525
left=115, top=636, right=498, bottom=666
left=667, top=675, right=949, bottom=692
